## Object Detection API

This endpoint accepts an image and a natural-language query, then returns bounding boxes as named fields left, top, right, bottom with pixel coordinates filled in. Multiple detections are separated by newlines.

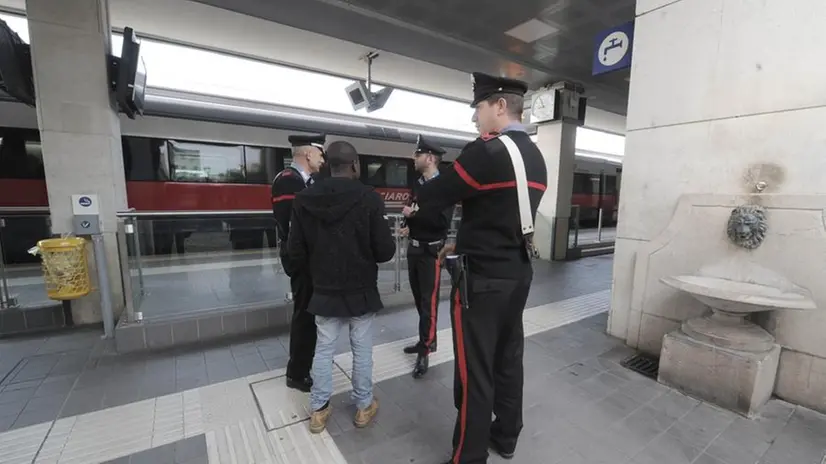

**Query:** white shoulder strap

left=498, top=134, right=534, bottom=236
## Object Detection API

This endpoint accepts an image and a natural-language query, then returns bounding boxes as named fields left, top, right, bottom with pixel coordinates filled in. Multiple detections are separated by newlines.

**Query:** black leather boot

left=490, top=440, right=515, bottom=459
left=412, top=353, right=429, bottom=379
left=403, top=344, right=420, bottom=354
left=286, top=376, right=313, bottom=393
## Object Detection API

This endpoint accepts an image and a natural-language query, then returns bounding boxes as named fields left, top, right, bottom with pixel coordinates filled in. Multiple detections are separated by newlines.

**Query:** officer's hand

left=438, top=243, right=456, bottom=262
left=398, top=227, right=409, bottom=237
left=402, top=206, right=414, bottom=217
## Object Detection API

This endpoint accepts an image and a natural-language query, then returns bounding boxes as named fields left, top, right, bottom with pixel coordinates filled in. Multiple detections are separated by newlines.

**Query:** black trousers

left=407, top=243, right=442, bottom=353
left=286, top=272, right=317, bottom=380
left=448, top=272, right=531, bottom=464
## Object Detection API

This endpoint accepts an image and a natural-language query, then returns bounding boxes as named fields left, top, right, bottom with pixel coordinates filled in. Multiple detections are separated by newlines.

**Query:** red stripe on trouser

left=452, top=290, right=468, bottom=463
left=425, top=259, right=440, bottom=352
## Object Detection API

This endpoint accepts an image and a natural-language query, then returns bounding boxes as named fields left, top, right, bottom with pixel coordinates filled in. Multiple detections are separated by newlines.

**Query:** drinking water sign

left=593, top=21, right=635, bottom=76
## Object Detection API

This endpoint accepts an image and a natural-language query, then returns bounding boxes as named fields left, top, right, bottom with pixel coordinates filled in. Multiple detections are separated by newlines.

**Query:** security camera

left=346, top=51, right=394, bottom=113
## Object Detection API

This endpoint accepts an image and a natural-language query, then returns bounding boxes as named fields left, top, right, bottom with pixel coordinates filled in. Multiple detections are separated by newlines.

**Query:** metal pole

left=0, top=219, right=11, bottom=309
left=131, top=217, right=145, bottom=297
left=92, top=234, right=115, bottom=338
left=597, top=208, right=604, bottom=242
left=394, top=216, right=401, bottom=292
left=573, top=206, right=580, bottom=249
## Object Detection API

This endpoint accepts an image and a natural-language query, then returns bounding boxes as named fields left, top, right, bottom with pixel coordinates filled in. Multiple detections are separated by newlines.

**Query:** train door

left=359, top=155, right=414, bottom=210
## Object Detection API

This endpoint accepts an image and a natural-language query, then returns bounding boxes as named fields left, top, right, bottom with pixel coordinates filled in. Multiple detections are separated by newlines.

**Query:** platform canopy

left=190, top=0, right=634, bottom=116
left=0, top=0, right=630, bottom=133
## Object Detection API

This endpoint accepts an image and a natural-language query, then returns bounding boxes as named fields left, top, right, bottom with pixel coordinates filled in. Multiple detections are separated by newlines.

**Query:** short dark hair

left=327, top=140, right=359, bottom=174
left=484, top=92, right=524, bottom=119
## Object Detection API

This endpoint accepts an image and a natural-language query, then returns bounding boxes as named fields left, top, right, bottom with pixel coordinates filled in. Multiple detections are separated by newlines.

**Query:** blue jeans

left=310, top=313, right=375, bottom=411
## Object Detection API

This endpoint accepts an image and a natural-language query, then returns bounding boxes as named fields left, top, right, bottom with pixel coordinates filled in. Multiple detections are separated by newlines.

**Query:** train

left=0, top=87, right=621, bottom=263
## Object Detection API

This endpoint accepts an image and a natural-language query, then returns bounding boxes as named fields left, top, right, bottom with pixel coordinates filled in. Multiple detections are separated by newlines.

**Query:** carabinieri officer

left=399, top=134, right=454, bottom=379
left=271, top=133, right=326, bottom=392
left=415, top=73, right=548, bottom=464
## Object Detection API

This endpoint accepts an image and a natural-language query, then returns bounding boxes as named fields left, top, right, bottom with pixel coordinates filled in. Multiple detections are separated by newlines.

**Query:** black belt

left=409, top=238, right=444, bottom=248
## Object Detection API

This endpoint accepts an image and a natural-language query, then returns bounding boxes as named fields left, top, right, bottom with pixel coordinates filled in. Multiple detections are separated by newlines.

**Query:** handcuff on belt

left=409, top=238, right=444, bottom=248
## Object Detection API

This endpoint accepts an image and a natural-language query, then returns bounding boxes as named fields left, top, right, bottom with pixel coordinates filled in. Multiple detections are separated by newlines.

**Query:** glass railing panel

left=120, top=216, right=145, bottom=317
left=116, top=210, right=459, bottom=321
left=568, top=205, right=581, bottom=250
left=122, top=213, right=282, bottom=320
left=575, top=207, right=617, bottom=245
left=0, top=212, right=52, bottom=309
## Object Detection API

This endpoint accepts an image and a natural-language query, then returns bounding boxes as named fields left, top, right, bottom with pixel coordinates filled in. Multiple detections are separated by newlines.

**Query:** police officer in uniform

left=399, top=135, right=454, bottom=379
left=415, top=73, right=548, bottom=464
left=271, top=133, right=326, bottom=392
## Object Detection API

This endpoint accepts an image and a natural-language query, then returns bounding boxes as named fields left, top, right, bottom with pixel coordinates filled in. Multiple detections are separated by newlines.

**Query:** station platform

left=0, top=255, right=823, bottom=464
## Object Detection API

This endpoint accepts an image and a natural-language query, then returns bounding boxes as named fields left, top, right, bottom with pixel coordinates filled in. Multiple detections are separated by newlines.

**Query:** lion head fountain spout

left=727, top=204, right=767, bottom=250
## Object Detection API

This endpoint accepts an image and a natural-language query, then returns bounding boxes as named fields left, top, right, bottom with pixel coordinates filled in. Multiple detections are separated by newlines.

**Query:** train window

left=244, top=146, right=284, bottom=184
left=167, top=140, right=245, bottom=184
left=385, top=159, right=408, bottom=188
left=604, top=175, right=618, bottom=195
left=122, top=136, right=169, bottom=181
left=0, top=129, right=44, bottom=180
left=572, top=173, right=594, bottom=195
left=281, top=154, right=293, bottom=171
left=362, top=156, right=384, bottom=187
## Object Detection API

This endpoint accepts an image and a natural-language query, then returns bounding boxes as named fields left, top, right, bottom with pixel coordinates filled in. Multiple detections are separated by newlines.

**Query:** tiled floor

left=0, top=256, right=614, bottom=433
left=330, top=314, right=826, bottom=464
left=1, top=254, right=823, bottom=464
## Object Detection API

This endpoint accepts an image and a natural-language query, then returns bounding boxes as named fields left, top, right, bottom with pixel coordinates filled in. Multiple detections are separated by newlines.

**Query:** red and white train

left=0, top=88, right=620, bottom=262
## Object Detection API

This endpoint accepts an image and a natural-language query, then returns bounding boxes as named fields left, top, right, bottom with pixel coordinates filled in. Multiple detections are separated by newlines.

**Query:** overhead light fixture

left=346, top=51, right=394, bottom=113
left=505, top=19, right=557, bottom=43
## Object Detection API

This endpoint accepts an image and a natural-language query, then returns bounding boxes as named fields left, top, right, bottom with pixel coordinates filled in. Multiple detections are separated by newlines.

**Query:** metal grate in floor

left=620, top=352, right=660, bottom=380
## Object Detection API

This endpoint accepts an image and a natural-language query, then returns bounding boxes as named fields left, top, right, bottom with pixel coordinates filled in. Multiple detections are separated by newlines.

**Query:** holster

left=445, top=254, right=469, bottom=311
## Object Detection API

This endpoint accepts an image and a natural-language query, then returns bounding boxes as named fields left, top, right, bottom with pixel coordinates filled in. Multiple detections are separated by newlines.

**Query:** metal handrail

left=116, top=210, right=272, bottom=217
left=114, top=210, right=449, bottom=221
left=0, top=207, right=50, bottom=214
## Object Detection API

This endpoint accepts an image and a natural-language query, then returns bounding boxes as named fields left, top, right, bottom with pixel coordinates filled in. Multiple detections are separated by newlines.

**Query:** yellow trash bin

left=36, top=237, right=91, bottom=300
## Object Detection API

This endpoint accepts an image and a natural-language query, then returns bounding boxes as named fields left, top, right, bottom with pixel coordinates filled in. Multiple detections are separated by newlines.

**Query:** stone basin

left=660, top=274, right=817, bottom=315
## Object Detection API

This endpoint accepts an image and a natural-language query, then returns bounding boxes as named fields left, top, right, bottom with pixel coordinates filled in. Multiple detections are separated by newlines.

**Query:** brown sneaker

left=309, top=406, right=332, bottom=434
left=354, top=398, right=379, bottom=428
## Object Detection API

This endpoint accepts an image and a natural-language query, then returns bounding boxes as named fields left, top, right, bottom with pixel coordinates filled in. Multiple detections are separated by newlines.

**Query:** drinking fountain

left=656, top=191, right=820, bottom=417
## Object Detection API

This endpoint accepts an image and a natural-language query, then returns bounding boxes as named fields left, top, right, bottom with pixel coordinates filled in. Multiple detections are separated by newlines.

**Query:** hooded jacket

left=287, top=177, right=396, bottom=317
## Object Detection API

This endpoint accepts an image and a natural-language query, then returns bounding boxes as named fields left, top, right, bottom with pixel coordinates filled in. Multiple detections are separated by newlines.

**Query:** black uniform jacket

left=416, top=131, right=548, bottom=280
left=271, top=166, right=309, bottom=277
left=406, top=176, right=454, bottom=243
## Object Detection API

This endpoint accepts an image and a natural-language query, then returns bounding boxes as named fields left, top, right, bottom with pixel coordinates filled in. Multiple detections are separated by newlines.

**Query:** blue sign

left=593, top=21, right=635, bottom=76
left=78, top=196, right=92, bottom=207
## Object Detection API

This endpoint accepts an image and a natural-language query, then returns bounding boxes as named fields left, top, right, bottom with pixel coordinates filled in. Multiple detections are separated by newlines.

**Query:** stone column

left=27, top=0, right=127, bottom=324
left=609, top=0, right=826, bottom=413
left=534, top=121, right=577, bottom=261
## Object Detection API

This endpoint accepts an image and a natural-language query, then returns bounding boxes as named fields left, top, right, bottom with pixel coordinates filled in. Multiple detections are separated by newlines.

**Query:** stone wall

left=609, top=0, right=826, bottom=413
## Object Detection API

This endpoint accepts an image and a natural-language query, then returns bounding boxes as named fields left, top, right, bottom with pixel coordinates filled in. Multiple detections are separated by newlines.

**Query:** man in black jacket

left=288, top=141, right=396, bottom=435
left=399, top=134, right=454, bottom=379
